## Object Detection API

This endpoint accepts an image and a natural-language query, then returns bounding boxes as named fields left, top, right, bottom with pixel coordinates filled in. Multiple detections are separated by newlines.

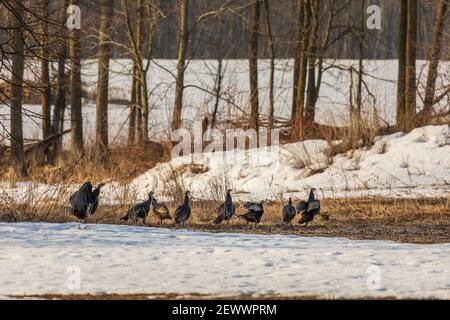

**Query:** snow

left=0, top=125, right=448, bottom=203
left=127, top=125, right=450, bottom=201
left=0, top=222, right=448, bottom=298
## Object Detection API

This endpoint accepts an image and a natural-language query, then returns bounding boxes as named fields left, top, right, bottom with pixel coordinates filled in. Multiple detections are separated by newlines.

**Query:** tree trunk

left=140, top=70, right=149, bottom=143
left=95, top=0, right=114, bottom=159
left=136, top=72, right=143, bottom=140
left=69, top=0, right=83, bottom=155
left=53, top=0, right=68, bottom=157
left=291, top=0, right=304, bottom=124
left=315, top=1, right=333, bottom=106
left=137, top=0, right=153, bottom=142
left=293, top=0, right=310, bottom=141
left=248, top=0, right=260, bottom=131
left=349, top=68, right=355, bottom=149
left=263, top=0, right=275, bottom=129
left=355, top=0, right=366, bottom=139
left=404, top=0, right=417, bottom=132
left=135, top=0, right=144, bottom=141
left=211, top=57, right=223, bottom=129
left=396, top=0, right=408, bottom=131
left=40, top=0, right=52, bottom=141
left=304, top=0, right=319, bottom=128
left=128, top=65, right=137, bottom=145
left=9, top=0, right=26, bottom=177
left=141, top=0, right=157, bottom=142
left=418, top=0, right=448, bottom=125
left=54, top=51, right=66, bottom=155
left=172, top=0, right=189, bottom=131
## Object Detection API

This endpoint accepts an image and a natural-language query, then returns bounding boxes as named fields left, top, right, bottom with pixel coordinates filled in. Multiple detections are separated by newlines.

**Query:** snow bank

left=129, top=125, right=450, bottom=200
left=0, top=125, right=448, bottom=203
left=0, top=222, right=448, bottom=298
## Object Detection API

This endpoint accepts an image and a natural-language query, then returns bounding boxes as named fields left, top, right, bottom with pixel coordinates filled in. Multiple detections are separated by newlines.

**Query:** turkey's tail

left=214, top=215, right=224, bottom=224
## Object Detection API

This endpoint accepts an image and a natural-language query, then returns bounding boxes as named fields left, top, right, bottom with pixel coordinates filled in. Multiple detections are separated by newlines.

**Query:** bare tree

left=417, top=0, right=448, bottom=125
left=262, top=0, right=275, bottom=129
left=40, top=0, right=52, bottom=141
left=292, top=0, right=310, bottom=141
left=172, top=0, right=189, bottom=131
left=53, top=0, right=69, bottom=156
left=96, top=0, right=114, bottom=159
left=304, top=0, right=319, bottom=128
left=123, top=0, right=161, bottom=143
left=9, top=0, right=26, bottom=177
left=355, top=0, right=366, bottom=139
left=248, top=0, right=260, bottom=131
left=128, top=64, right=137, bottom=145
left=135, top=0, right=144, bottom=141
left=69, top=0, right=83, bottom=155
left=396, top=0, right=408, bottom=131
left=210, top=14, right=226, bottom=130
left=315, top=0, right=349, bottom=108
left=291, top=0, right=304, bottom=128
left=140, top=0, right=160, bottom=142
left=404, top=0, right=417, bottom=132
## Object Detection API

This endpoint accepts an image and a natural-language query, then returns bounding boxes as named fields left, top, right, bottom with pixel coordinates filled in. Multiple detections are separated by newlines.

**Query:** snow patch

left=128, top=125, right=450, bottom=200
left=0, top=222, right=448, bottom=298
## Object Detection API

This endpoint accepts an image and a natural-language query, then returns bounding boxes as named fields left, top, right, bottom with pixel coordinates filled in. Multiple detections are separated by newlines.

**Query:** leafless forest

left=0, top=0, right=449, bottom=181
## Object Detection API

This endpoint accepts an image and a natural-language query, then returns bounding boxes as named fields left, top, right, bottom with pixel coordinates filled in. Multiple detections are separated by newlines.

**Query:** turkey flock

left=69, top=183, right=323, bottom=228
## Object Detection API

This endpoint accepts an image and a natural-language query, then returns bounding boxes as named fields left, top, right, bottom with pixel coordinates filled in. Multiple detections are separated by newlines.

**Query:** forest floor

left=1, top=197, right=448, bottom=244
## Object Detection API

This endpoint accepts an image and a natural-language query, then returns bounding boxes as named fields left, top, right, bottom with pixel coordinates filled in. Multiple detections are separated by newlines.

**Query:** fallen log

left=23, top=129, right=71, bottom=155
left=0, top=129, right=71, bottom=159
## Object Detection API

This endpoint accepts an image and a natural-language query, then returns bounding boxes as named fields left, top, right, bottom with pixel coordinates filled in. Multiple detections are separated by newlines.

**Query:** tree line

left=0, top=0, right=449, bottom=178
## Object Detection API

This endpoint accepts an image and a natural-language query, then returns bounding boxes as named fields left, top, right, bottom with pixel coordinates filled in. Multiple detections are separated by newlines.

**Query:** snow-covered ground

left=127, top=125, right=450, bottom=201
left=0, top=222, right=448, bottom=299
left=0, top=125, right=449, bottom=203
left=1, top=59, right=449, bottom=144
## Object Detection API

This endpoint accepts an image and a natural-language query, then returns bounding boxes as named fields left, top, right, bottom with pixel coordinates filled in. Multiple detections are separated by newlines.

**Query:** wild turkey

left=214, top=189, right=235, bottom=224
left=174, top=191, right=191, bottom=226
left=90, top=183, right=105, bottom=216
left=151, top=196, right=171, bottom=225
left=282, top=198, right=296, bottom=226
left=297, top=188, right=320, bottom=226
left=239, top=201, right=265, bottom=227
left=121, top=192, right=154, bottom=224
left=69, top=182, right=97, bottom=222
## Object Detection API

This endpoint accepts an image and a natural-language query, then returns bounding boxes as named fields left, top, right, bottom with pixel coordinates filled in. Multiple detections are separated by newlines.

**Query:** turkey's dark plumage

left=243, top=201, right=264, bottom=212
left=296, top=201, right=308, bottom=213
left=90, top=183, right=105, bottom=216
left=174, top=191, right=191, bottom=226
left=282, top=198, right=296, bottom=225
left=297, top=188, right=320, bottom=226
left=122, top=192, right=154, bottom=224
left=214, top=189, right=235, bottom=224
left=69, top=182, right=98, bottom=222
left=240, top=201, right=264, bottom=226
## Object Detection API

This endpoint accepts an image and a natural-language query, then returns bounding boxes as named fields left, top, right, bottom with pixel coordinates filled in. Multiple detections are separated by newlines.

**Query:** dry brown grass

left=0, top=142, right=166, bottom=184
left=1, top=196, right=448, bottom=244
